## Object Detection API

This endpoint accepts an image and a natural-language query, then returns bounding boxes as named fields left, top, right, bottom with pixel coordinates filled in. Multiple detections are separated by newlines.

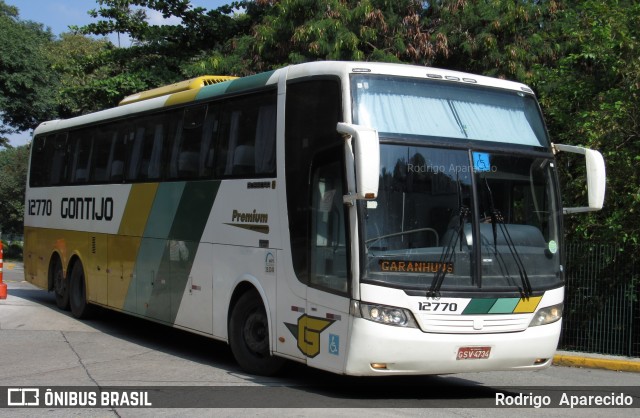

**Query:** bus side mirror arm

left=552, top=143, right=606, bottom=214
left=337, top=123, right=380, bottom=205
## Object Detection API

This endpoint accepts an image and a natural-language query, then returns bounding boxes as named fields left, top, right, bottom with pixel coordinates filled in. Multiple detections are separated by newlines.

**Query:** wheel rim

left=242, top=308, right=269, bottom=357
left=54, top=265, right=66, bottom=297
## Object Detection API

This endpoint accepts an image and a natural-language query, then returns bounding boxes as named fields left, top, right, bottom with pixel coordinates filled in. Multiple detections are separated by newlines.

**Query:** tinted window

left=216, top=91, right=276, bottom=178
left=285, top=79, right=342, bottom=283
left=68, top=129, right=93, bottom=184
left=29, top=135, right=49, bottom=187
left=168, top=105, right=211, bottom=180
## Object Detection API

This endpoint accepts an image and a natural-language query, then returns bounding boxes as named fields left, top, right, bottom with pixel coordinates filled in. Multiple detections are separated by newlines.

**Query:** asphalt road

left=0, top=262, right=638, bottom=417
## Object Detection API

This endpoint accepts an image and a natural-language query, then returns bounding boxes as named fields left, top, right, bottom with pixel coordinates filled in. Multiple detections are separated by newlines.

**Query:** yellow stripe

left=513, top=296, right=542, bottom=313
left=118, top=183, right=158, bottom=236
left=164, top=89, right=200, bottom=107
left=119, top=75, right=237, bottom=106
left=106, top=235, right=141, bottom=309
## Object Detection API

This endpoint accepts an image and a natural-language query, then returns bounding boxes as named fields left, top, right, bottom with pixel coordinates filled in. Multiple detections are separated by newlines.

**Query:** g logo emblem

left=285, top=314, right=335, bottom=358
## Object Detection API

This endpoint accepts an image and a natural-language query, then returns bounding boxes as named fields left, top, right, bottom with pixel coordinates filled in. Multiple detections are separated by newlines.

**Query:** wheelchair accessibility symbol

left=328, top=334, right=339, bottom=356
left=473, top=152, right=491, bottom=172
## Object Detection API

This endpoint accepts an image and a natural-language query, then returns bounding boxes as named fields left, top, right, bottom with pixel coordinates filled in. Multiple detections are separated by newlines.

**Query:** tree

left=193, top=0, right=449, bottom=75
left=71, top=0, right=259, bottom=105
left=429, top=0, right=561, bottom=81
left=531, top=0, right=640, bottom=245
left=0, top=145, right=29, bottom=234
left=47, top=33, right=123, bottom=117
left=0, top=0, right=59, bottom=146
left=79, top=0, right=245, bottom=54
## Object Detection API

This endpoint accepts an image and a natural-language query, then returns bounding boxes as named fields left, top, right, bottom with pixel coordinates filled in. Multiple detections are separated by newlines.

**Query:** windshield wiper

left=428, top=175, right=469, bottom=298
left=427, top=206, right=469, bottom=298
left=483, top=178, right=533, bottom=298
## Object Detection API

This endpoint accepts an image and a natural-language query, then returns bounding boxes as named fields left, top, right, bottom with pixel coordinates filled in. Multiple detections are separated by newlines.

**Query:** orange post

left=0, top=240, right=6, bottom=299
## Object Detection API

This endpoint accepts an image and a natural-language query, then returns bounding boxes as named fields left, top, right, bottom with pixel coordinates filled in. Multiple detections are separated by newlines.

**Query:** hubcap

left=242, top=309, right=268, bottom=355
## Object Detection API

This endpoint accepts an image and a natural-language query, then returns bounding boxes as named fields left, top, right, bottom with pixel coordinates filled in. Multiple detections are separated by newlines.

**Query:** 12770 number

left=418, top=302, right=458, bottom=312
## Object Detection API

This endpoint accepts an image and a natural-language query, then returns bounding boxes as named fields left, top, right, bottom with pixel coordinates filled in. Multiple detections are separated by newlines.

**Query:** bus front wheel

left=52, top=258, right=69, bottom=310
left=69, top=261, right=94, bottom=319
left=229, top=290, right=285, bottom=376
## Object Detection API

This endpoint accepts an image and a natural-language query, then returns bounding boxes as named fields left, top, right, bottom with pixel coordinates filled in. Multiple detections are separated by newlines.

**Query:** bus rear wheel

left=229, top=290, right=285, bottom=376
left=52, top=258, right=69, bottom=310
left=69, top=261, right=94, bottom=319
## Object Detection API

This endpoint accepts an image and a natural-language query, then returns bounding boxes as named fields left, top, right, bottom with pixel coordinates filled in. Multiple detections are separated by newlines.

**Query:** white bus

left=24, top=61, right=605, bottom=376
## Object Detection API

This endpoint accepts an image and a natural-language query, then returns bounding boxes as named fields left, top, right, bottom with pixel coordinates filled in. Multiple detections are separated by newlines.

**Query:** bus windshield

left=362, top=145, right=562, bottom=293
left=352, top=74, right=549, bottom=148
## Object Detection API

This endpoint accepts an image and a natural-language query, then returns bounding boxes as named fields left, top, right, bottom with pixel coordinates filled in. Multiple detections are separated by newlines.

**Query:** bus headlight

left=351, top=301, right=418, bottom=328
left=529, top=303, right=563, bottom=327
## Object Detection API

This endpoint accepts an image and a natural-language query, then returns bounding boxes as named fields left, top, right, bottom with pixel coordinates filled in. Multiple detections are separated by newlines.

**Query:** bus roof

left=32, top=61, right=535, bottom=137
left=118, top=75, right=238, bottom=106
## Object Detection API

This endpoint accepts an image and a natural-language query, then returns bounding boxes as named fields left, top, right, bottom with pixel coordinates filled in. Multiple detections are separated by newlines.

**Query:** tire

left=229, top=290, right=285, bottom=376
left=52, top=258, right=69, bottom=310
left=69, top=261, right=94, bottom=319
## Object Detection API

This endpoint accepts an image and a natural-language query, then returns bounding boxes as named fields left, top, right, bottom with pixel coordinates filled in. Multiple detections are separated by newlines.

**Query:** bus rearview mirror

left=553, top=143, right=606, bottom=214
left=337, top=122, right=380, bottom=203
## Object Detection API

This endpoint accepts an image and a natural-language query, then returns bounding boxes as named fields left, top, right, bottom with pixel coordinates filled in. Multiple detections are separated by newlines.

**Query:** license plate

left=457, top=346, right=491, bottom=360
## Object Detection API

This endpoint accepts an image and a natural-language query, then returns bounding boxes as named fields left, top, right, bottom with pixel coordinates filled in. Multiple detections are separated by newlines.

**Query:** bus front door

left=304, top=152, right=350, bottom=374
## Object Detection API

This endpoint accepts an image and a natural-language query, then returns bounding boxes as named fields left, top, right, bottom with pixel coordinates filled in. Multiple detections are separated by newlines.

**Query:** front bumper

left=343, top=317, right=561, bottom=375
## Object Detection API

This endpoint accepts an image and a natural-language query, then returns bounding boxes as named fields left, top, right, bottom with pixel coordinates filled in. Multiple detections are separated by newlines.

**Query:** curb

left=553, top=353, right=640, bottom=373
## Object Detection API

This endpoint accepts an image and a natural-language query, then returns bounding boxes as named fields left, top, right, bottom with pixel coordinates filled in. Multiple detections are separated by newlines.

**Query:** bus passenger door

left=304, top=151, right=350, bottom=374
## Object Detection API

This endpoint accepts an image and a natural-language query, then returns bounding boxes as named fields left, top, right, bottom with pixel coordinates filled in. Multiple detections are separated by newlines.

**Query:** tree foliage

left=245, top=0, right=448, bottom=70
left=430, top=0, right=562, bottom=81
left=0, top=0, right=58, bottom=145
left=0, top=145, right=29, bottom=234
left=530, top=0, right=640, bottom=244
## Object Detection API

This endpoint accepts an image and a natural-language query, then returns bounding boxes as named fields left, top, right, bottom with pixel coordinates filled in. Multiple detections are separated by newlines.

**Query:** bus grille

left=416, top=313, right=531, bottom=334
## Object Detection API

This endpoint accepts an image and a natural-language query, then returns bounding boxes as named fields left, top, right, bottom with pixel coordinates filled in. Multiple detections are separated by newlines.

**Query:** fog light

left=534, top=358, right=548, bottom=365
left=371, top=363, right=388, bottom=370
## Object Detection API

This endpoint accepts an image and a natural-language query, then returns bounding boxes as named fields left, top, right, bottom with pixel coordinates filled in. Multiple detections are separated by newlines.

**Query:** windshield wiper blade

left=427, top=205, right=469, bottom=298
left=494, top=210, right=533, bottom=298
left=483, top=178, right=533, bottom=298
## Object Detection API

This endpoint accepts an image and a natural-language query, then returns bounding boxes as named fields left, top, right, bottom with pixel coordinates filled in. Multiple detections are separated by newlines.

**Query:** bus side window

left=169, top=105, right=207, bottom=180
left=108, top=127, right=128, bottom=182
left=200, top=106, right=219, bottom=178
left=49, top=133, right=69, bottom=185
left=217, top=91, right=276, bottom=178
left=69, top=129, right=93, bottom=184
left=255, top=103, right=276, bottom=175
left=127, top=115, right=165, bottom=182
left=29, top=135, right=49, bottom=187
left=92, top=128, right=115, bottom=183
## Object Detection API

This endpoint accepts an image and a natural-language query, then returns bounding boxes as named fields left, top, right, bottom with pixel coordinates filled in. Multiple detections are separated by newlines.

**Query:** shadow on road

left=7, top=284, right=506, bottom=407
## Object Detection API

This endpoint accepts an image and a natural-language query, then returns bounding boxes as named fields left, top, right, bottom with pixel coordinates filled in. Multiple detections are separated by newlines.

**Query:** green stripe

left=123, top=183, right=185, bottom=314
left=191, top=70, right=276, bottom=102
left=124, top=181, right=221, bottom=321
left=144, top=182, right=186, bottom=238
left=166, top=181, right=219, bottom=323
left=169, top=181, right=220, bottom=241
left=488, top=298, right=521, bottom=314
left=196, top=81, right=232, bottom=101
left=463, top=298, right=497, bottom=314
left=225, top=70, right=275, bottom=94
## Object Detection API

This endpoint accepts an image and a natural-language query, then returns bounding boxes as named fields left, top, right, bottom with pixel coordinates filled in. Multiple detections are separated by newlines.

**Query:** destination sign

left=378, top=260, right=454, bottom=273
